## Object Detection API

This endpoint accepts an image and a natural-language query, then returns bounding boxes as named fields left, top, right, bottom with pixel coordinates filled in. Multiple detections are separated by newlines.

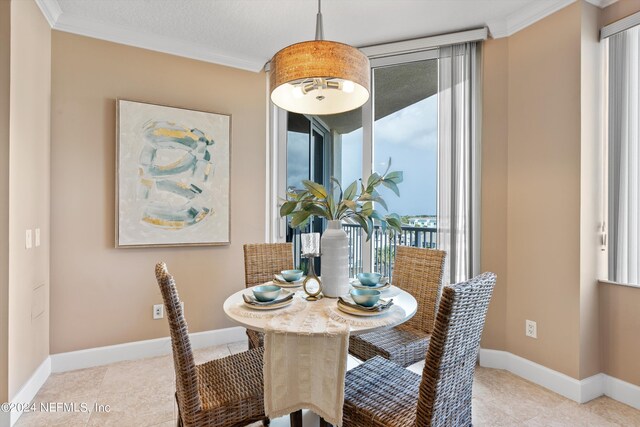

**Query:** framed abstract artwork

left=116, top=99, right=230, bottom=247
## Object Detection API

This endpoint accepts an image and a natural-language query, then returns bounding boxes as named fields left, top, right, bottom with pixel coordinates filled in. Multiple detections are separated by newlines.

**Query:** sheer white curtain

left=608, top=26, right=640, bottom=284
left=437, top=42, right=481, bottom=284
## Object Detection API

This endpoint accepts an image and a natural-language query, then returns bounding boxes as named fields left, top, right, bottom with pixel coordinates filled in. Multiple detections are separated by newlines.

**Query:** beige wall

left=600, top=283, right=640, bottom=385
left=480, top=0, right=640, bottom=385
left=595, top=0, right=640, bottom=387
left=481, top=1, right=608, bottom=380
left=0, top=0, right=10, bottom=407
left=506, top=2, right=583, bottom=378
left=8, top=0, right=51, bottom=396
left=50, top=32, right=267, bottom=354
left=600, top=0, right=640, bottom=26
left=480, top=38, right=508, bottom=351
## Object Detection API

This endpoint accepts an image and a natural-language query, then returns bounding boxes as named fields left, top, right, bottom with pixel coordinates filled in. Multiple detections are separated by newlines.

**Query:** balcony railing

left=290, top=223, right=437, bottom=279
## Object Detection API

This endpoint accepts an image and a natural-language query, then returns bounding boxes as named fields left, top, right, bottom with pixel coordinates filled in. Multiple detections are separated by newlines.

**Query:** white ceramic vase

left=321, top=220, right=349, bottom=298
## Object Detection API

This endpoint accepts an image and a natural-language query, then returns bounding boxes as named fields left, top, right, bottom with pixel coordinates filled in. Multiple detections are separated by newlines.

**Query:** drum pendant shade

left=269, top=10, right=370, bottom=115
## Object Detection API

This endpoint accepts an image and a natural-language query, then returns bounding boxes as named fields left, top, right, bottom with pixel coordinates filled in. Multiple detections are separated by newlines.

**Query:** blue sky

left=341, top=94, right=437, bottom=216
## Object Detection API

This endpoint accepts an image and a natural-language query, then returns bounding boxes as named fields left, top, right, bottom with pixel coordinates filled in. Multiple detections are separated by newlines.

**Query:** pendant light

left=269, top=0, right=370, bottom=115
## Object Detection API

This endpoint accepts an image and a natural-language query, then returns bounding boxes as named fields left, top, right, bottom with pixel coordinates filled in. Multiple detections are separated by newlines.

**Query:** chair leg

left=174, top=392, right=183, bottom=427
left=319, top=417, right=332, bottom=427
left=290, top=409, right=303, bottom=427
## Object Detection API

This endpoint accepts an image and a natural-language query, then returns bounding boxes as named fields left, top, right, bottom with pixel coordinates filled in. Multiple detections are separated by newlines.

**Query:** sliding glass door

left=279, top=51, right=440, bottom=275
left=371, top=58, right=438, bottom=276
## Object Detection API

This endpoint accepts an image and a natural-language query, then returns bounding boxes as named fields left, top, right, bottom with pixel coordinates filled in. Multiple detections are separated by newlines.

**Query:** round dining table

left=223, top=284, right=418, bottom=427
left=222, top=285, right=418, bottom=335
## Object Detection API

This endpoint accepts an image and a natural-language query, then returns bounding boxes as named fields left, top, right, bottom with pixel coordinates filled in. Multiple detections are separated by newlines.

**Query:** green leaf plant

left=279, top=158, right=404, bottom=241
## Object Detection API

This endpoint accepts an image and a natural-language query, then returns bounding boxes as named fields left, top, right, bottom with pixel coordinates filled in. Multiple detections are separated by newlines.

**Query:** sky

left=341, top=94, right=438, bottom=216
left=286, top=94, right=438, bottom=217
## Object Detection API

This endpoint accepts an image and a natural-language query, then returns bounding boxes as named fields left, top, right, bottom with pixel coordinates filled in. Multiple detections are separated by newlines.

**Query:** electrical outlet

left=153, top=304, right=164, bottom=320
left=35, top=228, right=41, bottom=247
left=526, top=320, right=537, bottom=338
left=25, top=229, right=32, bottom=249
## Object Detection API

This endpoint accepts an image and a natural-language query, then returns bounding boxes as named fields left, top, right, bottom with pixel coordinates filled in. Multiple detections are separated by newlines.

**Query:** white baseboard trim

left=479, top=348, right=640, bottom=410
left=50, top=326, right=246, bottom=373
left=10, top=356, right=51, bottom=426
left=604, top=374, right=640, bottom=411
left=6, top=327, right=246, bottom=426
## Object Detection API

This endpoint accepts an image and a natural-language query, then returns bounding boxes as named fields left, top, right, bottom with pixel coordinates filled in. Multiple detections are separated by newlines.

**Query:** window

left=269, top=30, right=484, bottom=282
left=605, top=20, right=640, bottom=285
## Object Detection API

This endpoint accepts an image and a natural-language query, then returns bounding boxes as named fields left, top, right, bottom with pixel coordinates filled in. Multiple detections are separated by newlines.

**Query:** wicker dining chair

left=243, top=243, right=294, bottom=349
left=342, top=272, right=497, bottom=427
left=349, top=246, right=447, bottom=367
left=155, top=262, right=269, bottom=427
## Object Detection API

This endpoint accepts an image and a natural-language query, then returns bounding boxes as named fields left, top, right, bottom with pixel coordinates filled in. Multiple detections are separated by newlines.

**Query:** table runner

left=263, top=305, right=349, bottom=426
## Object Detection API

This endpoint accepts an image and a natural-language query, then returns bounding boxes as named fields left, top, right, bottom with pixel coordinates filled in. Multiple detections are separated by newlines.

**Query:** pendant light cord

left=315, top=0, right=324, bottom=40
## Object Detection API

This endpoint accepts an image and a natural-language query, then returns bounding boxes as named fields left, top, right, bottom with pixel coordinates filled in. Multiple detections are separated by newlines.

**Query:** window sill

left=599, top=279, right=640, bottom=290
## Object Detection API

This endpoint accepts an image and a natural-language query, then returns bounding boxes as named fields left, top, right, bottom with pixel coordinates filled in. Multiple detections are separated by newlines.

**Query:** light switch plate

left=25, top=229, right=32, bottom=249
left=35, top=228, right=41, bottom=247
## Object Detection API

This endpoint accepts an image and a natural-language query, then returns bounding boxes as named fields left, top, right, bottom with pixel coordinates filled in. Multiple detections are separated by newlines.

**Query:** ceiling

left=36, top=0, right=616, bottom=72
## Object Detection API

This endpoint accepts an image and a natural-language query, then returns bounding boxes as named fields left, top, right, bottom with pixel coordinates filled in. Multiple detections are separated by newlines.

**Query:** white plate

left=273, top=275, right=306, bottom=288
left=336, top=299, right=392, bottom=317
left=379, top=285, right=401, bottom=298
left=337, top=302, right=390, bottom=317
left=350, top=279, right=391, bottom=291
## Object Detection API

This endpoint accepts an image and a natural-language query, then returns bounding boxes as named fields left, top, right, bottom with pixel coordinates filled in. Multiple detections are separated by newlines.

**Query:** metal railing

left=290, top=223, right=437, bottom=278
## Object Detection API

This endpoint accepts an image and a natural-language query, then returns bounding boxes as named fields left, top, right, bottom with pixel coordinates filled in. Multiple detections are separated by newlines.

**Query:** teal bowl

left=281, top=269, right=303, bottom=282
left=252, top=285, right=281, bottom=302
left=350, top=288, right=381, bottom=307
left=357, top=272, right=382, bottom=286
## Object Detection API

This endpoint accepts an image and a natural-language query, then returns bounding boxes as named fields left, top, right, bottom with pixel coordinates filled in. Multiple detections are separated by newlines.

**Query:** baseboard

left=50, top=326, right=246, bottom=373
left=479, top=348, right=640, bottom=410
left=604, top=374, right=640, bottom=410
left=9, top=356, right=51, bottom=426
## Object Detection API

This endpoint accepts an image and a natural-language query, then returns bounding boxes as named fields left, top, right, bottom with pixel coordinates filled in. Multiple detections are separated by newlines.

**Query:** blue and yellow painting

left=138, top=121, right=215, bottom=229
left=117, top=100, right=230, bottom=246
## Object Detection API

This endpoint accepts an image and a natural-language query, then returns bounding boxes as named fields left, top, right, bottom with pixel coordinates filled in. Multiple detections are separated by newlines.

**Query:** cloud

left=286, top=131, right=309, bottom=189
left=374, top=95, right=438, bottom=151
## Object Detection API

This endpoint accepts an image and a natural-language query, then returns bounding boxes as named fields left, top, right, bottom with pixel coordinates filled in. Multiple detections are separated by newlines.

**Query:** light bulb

left=292, top=86, right=304, bottom=98
left=342, top=80, right=355, bottom=93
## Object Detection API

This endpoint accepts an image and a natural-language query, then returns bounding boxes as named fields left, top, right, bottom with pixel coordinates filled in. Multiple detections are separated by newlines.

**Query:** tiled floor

left=15, top=341, right=640, bottom=427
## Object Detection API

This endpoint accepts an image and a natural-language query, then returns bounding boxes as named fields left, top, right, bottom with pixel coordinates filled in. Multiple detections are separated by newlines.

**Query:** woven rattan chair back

left=155, top=263, right=201, bottom=422
left=392, top=246, right=446, bottom=334
left=415, top=272, right=496, bottom=427
left=243, top=243, right=294, bottom=287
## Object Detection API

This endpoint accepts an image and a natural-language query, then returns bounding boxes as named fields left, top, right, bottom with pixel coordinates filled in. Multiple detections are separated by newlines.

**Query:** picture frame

left=116, top=99, right=231, bottom=248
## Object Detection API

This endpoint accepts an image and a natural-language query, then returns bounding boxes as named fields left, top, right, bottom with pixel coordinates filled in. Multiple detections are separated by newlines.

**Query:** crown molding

left=34, top=0, right=62, bottom=27
left=36, top=0, right=615, bottom=72
left=34, top=0, right=264, bottom=72
left=488, top=0, right=575, bottom=38
left=585, top=0, right=620, bottom=8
